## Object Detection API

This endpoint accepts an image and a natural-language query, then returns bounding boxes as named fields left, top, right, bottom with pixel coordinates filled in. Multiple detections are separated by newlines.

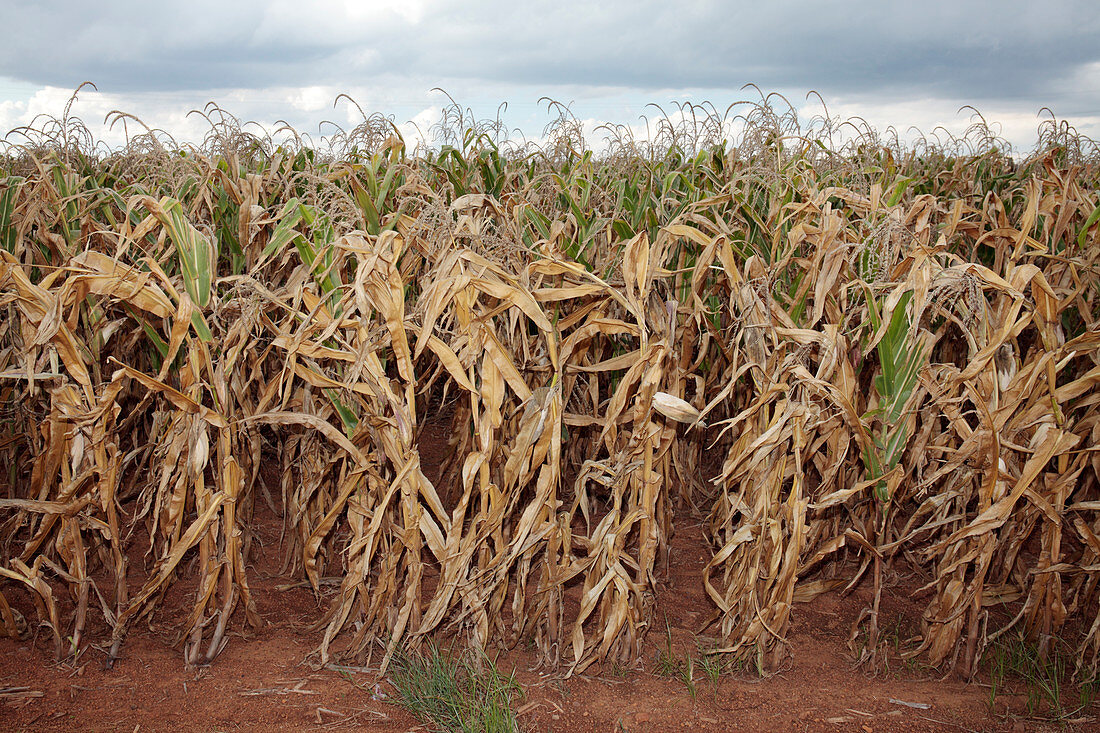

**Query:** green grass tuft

left=387, top=643, right=522, bottom=733
left=985, top=632, right=1096, bottom=721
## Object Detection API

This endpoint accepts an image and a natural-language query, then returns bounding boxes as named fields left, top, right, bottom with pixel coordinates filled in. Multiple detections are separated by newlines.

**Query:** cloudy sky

left=1, top=0, right=1097, bottom=152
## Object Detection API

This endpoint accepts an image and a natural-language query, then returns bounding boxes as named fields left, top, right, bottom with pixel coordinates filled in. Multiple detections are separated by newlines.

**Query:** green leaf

left=138, top=196, right=216, bottom=341
left=325, top=389, right=359, bottom=437
left=259, top=198, right=304, bottom=263
left=0, top=176, right=25, bottom=253
left=1078, top=204, right=1100, bottom=248
left=886, top=176, right=913, bottom=207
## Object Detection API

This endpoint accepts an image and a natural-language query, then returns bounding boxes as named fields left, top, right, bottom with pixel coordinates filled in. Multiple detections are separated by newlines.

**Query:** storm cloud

left=1, top=0, right=1097, bottom=148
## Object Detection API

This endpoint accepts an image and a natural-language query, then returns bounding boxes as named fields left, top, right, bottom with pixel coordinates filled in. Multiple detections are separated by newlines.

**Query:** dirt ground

left=3, top=521, right=1094, bottom=733
left=1, top=419, right=1096, bottom=732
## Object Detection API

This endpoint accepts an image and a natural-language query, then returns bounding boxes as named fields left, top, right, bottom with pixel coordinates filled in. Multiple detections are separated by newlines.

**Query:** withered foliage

left=0, top=94, right=1098, bottom=682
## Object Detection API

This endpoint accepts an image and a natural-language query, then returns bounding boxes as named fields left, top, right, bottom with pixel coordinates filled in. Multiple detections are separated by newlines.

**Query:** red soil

left=1, top=420, right=1094, bottom=731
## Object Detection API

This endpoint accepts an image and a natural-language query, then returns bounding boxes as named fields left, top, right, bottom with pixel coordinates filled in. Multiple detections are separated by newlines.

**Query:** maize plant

left=0, top=92, right=1098, bottom=686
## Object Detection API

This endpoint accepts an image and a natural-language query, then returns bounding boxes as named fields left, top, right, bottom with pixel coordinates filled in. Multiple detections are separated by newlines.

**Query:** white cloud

left=813, top=96, right=1100, bottom=154
left=252, top=0, right=428, bottom=46
left=397, top=106, right=441, bottom=150
left=0, top=2, right=1097, bottom=153
left=3, top=81, right=1096, bottom=156
left=289, top=86, right=336, bottom=113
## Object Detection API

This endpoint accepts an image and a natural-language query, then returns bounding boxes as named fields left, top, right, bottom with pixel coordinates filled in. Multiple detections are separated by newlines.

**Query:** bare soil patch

left=1, top=417, right=1094, bottom=732
left=2, top=512, right=1090, bottom=733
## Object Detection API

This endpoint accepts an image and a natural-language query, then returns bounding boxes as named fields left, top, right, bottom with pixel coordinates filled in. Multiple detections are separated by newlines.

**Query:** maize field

left=1, top=91, right=1098, bottom=684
